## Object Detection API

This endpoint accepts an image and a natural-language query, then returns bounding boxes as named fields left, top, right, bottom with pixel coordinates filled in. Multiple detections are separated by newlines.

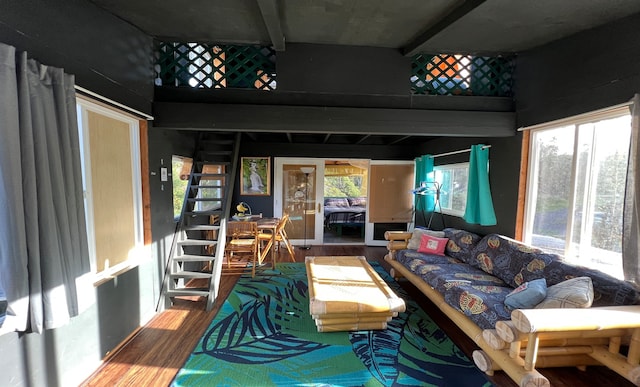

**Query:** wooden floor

left=81, top=245, right=634, bottom=387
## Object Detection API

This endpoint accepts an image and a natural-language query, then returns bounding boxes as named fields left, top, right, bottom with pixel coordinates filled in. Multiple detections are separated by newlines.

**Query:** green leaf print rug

left=172, top=262, right=492, bottom=387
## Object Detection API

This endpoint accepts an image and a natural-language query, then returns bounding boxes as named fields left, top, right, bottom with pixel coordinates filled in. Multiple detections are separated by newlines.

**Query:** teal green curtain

left=414, top=155, right=434, bottom=221
left=463, top=145, right=497, bottom=225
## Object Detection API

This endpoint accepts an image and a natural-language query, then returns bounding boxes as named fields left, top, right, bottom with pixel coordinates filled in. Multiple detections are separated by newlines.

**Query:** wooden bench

left=305, top=255, right=405, bottom=332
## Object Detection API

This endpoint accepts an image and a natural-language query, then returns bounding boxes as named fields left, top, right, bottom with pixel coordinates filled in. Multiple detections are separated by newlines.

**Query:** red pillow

left=417, top=234, right=448, bottom=256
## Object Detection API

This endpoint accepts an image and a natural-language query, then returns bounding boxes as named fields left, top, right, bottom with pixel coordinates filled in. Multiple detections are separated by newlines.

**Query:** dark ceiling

left=88, top=0, right=640, bottom=146
left=88, top=0, right=640, bottom=55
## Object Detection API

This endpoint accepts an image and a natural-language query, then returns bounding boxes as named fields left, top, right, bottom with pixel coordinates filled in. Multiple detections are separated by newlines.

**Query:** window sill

left=91, top=246, right=151, bottom=287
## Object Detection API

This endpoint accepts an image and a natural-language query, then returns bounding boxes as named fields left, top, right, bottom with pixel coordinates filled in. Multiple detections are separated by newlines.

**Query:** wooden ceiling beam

left=256, top=0, right=285, bottom=51
left=388, top=135, right=411, bottom=145
left=153, top=102, right=516, bottom=138
left=402, top=0, right=487, bottom=56
left=355, top=135, right=371, bottom=145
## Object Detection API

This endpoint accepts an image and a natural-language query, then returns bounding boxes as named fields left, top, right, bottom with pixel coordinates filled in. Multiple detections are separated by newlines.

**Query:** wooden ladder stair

left=158, top=132, right=240, bottom=311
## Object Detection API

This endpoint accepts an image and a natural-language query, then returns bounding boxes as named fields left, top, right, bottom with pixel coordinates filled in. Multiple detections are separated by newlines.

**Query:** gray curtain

left=623, top=94, right=640, bottom=284
left=0, top=43, right=90, bottom=333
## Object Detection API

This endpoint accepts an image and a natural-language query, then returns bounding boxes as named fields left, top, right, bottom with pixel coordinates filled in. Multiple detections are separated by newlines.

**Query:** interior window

left=433, top=163, right=469, bottom=217
left=172, top=156, right=192, bottom=218
left=77, top=99, right=145, bottom=284
left=523, top=111, right=631, bottom=279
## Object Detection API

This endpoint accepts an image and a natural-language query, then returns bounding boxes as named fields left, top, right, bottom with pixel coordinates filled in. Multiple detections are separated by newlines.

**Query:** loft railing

left=155, top=42, right=276, bottom=90
left=411, top=54, right=515, bottom=97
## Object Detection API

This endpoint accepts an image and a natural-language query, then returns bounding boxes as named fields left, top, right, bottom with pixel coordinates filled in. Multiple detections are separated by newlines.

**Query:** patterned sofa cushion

left=541, top=259, right=640, bottom=306
left=396, top=249, right=461, bottom=268
left=470, top=234, right=558, bottom=288
left=443, top=228, right=482, bottom=264
left=442, top=281, right=513, bottom=330
left=396, top=250, right=512, bottom=330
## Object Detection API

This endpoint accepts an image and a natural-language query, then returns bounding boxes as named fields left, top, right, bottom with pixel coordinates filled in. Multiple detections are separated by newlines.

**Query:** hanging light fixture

left=299, top=167, right=315, bottom=249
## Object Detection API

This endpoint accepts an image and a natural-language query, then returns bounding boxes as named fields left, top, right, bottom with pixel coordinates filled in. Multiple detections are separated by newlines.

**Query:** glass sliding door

left=274, top=158, right=324, bottom=246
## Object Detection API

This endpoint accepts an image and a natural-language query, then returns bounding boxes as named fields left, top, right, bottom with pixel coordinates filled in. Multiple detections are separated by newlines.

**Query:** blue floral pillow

left=504, top=278, right=547, bottom=309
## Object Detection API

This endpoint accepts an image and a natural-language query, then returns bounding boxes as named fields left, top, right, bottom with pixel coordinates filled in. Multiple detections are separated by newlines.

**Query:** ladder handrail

left=206, top=132, right=241, bottom=310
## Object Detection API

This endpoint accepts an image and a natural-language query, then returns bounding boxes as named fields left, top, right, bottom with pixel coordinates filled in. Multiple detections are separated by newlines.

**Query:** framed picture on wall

left=240, top=157, right=271, bottom=196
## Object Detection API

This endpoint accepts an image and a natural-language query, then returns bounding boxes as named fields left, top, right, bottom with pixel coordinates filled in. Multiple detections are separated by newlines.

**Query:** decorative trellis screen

left=411, top=54, right=514, bottom=96
left=155, top=42, right=276, bottom=90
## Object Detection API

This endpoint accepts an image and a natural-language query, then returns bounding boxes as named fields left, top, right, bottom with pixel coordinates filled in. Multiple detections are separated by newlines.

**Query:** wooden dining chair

left=258, top=214, right=295, bottom=264
left=225, top=221, right=260, bottom=277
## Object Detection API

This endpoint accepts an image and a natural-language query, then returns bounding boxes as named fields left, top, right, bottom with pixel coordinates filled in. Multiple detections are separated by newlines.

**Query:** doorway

left=323, top=159, right=369, bottom=244
left=273, top=158, right=369, bottom=246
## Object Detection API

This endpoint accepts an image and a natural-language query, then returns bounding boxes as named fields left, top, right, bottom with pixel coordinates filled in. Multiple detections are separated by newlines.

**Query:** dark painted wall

left=516, top=12, right=640, bottom=127
left=0, top=0, right=154, bottom=115
left=147, top=128, right=198, bottom=270
left=0, top=1, right=157, bottom=386
left=277, top=43, right=410, bottom=95
left=416, top=135, right=523, bottom=237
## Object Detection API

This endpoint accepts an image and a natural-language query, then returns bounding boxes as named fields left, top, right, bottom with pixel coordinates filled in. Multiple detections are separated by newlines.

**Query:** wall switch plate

left=160, top=167, right=168, bottom=181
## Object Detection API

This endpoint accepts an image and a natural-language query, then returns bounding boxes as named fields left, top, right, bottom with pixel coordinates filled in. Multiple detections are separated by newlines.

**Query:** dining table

left=229, top=215, right=288, bottom=267
left=256, top=217, right=280, bottom=266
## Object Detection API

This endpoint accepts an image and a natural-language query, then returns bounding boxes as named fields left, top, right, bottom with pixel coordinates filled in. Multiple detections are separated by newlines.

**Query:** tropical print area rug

left=172, top=262, right=492, bottom=387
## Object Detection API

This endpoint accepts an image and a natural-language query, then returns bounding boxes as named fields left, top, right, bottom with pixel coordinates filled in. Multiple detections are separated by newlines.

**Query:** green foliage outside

left=534, top=137, right=627, bottom=252
left=324, top=176, right=363, bottom=197
left=173, top=159, right=188, bottom=218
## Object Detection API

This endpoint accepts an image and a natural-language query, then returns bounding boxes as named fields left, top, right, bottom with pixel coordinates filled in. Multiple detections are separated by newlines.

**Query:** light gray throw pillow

left=407, top=228, right=446, bottom=250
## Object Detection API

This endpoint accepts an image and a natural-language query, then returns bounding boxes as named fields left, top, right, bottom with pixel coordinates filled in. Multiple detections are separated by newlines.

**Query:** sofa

left=385, top=228, right=640, bottom=387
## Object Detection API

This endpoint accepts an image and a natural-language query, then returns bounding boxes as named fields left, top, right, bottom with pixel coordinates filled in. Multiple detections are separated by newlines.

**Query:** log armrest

left=500, top=305, right=640, bottom=385
left=384, top=231, right=411, bottom=255
left=511, top=305, right=640, bottom=333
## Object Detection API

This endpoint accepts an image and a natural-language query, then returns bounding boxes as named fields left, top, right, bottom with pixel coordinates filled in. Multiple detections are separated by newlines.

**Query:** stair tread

left=184, top=225, right=220, bottom=231
left=191, top=173, right=228, bottom=177
left=173, top=254, right=217, bottom=262
left=199, top=158, right=231, bottom=162
left=170, top=271, right=213, bottom=279
left=191, top=185, right=224, bottom=189
left=184, top=210, right=223, bottom=216
left=177, top=239, right=218, bottom=246
left=166, top=289, right=210, bottom=297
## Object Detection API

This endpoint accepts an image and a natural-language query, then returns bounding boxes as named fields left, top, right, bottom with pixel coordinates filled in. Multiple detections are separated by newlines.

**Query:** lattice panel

left=155, top=42, right=276, bottom=90
left=411, top=54, right=514, bottom=96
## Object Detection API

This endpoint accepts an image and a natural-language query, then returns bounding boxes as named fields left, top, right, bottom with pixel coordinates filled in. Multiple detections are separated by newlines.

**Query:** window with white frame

left=77, top=98, right=146, bottom=285
left=433, top=163, right=469, bottom=217
left=523, top=107, right=631, bottom=279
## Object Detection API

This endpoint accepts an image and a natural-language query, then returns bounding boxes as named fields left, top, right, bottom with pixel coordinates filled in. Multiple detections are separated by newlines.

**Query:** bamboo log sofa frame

left=384, top=230, right=640, bottom=387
